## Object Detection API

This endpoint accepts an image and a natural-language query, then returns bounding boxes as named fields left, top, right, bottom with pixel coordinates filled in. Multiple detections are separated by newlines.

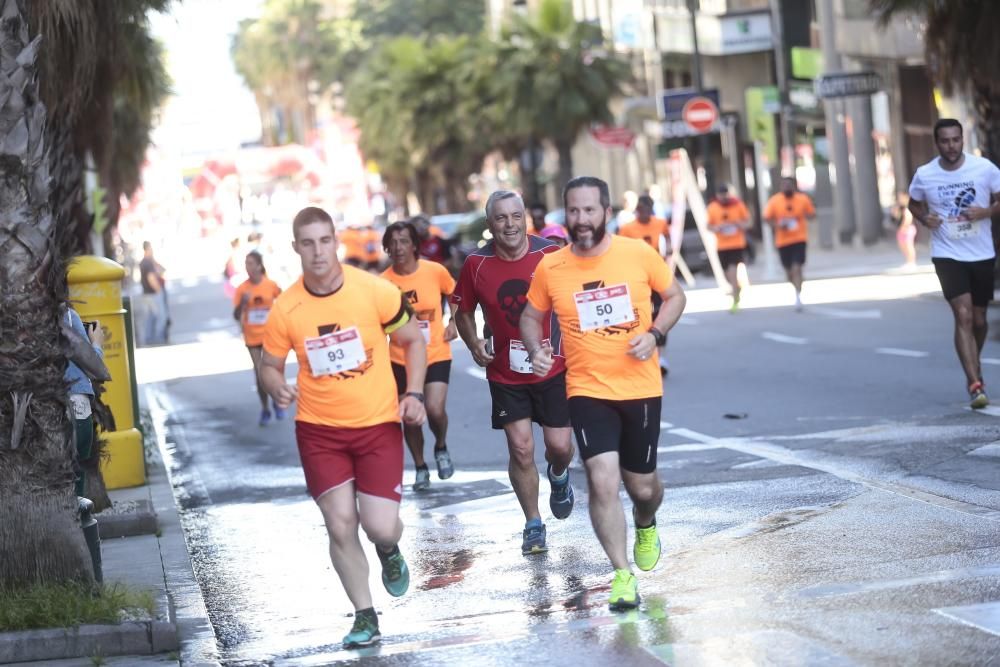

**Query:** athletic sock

left=376, top=544, right=400, bottom=563
left=549, top=466, right=568, bottom=483
left=355, top=607, right=378, bottom=624
left=635, top=515, right=656, bottom=530
left=525, top=517, right=543, bottom=529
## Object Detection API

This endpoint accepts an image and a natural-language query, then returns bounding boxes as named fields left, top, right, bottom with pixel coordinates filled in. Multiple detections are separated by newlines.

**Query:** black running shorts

left=778, top=242, right=807, bottom=269
left=391, top=360, right=451, bottom=396
left=932, top=257, right=995, bottom=307
left=488, top=372, right=570, bottom=430
left=568, top=395, right=662, bottom=474
left=718, top=248, right=746, bottom=270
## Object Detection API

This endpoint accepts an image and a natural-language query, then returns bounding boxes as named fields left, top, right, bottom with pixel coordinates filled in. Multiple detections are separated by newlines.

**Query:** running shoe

left=970, top=381, right=989, bottom=409
left=342, top=611, right=380, bottom=649
left=609, top=569, right=640, bottom=611
left=258, top=409, right=272, bottom=427
left=377, top=547, right=410, bottom=597
left=413, top=466, right=431, bottom=492
left=634, top=521, right=661, bottom=572
left=729, top=300, right=740, bottom=314
left=274, top=405, right=287, bottom=421
left=521, top=519, right=547, bottom=555
left=547, top=464, right=574, bottom=520
left=434, top=447, right=454, bottom=480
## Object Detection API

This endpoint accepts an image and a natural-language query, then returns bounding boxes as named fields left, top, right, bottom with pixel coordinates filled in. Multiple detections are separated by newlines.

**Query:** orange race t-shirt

left=360, top=228, right=382, bottom=264
left=382, top=260, right=456, bottom=365
left=764, top=192, right=815, bottom=248
left=527, top=236, right=674, bottom=400
left=707, top=200, right=750, bottom=251
left=233, top=277, right=282, bottom=346
left=263, top=266, right=409, bottom=428
left=338, top=228, right=365, bottom=262
left=618, top=217, right=669, bottom=253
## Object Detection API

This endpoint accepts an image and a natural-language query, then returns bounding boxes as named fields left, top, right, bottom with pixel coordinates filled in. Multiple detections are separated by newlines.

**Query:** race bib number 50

left=305, top=326, right=367, bottom=376
left=574, top=284, right=636, bottom=331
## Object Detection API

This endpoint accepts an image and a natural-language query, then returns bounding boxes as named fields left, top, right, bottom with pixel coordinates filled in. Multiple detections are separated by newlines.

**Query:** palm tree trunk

left=555, top=138, right=574, bottom=201
left=0, top=0, right=95, bottom=588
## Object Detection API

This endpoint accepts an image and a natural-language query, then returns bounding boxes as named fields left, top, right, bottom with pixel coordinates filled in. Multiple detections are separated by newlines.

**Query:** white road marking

left=982, top=358, right=1000, bottom=366
left=709, top=436, right=1000, bottom=522
left=657, top=443, right=722, bottom=453
left=761, top=332, right=808, bottom=345
left=811, top=306, right=882, bottom=319
left=677, top=317, right=699, bottom=326
left=968, top=443, right=1000, bottom=458
left=659, top=421, right=673, bottom=429
left=465, top=367, right=488, bottom=380
left=667, top=428, right=715, bottom=443
left=934, top=601, right=1000, bottom=637
left=967, top=405, right=1000, bottom=418
left=875, top=347, right=928, bottom=358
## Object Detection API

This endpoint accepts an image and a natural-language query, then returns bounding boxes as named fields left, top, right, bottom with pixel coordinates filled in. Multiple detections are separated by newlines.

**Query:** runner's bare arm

left=455, top=309, right=494, bottom=367
left=519, top=302, right=553, bottom=377
left=908, top=197, right=942, bottom=229
left=260, top=350, right=298, bottom=408
left=654, top=280, right=686, bottom=335
left=444, top=301, right=459, bottom=342
left=389, top=318, right=427, bottom=425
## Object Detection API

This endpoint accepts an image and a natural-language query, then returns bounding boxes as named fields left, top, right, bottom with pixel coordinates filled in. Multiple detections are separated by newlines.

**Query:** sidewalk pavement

left=1, top=402, right=219, bottom=666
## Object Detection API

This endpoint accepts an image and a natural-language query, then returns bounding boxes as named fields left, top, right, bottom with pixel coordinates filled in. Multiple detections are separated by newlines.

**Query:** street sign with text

left=814, top=71, right=882, bottom=99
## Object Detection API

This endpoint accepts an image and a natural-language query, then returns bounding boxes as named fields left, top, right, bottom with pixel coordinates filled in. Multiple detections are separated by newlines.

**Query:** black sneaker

left=547, top=464, right=574, bottom=520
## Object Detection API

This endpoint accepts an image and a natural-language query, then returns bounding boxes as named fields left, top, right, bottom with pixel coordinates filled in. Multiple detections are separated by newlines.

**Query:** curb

left=99, top=499, right=159, bottom=539
left=144, top=384, right=222, bottom=666
left=0, top=622, right=177, bottom=664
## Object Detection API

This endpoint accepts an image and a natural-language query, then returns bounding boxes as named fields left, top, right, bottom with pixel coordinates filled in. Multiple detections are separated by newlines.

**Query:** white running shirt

left=909, top=153, right=1000, bottom=261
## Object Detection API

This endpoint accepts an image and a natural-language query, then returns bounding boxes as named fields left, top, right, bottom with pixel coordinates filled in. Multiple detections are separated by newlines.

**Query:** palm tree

left=869, top=0, right=1000, bottom=160
left=493, top=0, right=631, bottom=197
left=30, top=0, right=172, bottom=254
left=0, top=0, right=95, bottom=588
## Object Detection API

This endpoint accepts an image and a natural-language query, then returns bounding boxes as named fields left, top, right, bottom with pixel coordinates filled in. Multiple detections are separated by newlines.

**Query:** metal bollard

left=78, top=497, right=103, bottom=584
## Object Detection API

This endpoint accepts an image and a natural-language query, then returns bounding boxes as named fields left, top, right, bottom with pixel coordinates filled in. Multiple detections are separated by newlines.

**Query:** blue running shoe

left=378, top=546, right=410, bottom=597
left=274, top=405, right=287, bottom=421
left=547, top=464, right=574, bottom=520
left=434, top=447, right=454, bottom=480
left=258, top=410, right=272, bottom=427
left=521, top=519, right=547, bottom=555
left=342, top=610, right=380, bottom=649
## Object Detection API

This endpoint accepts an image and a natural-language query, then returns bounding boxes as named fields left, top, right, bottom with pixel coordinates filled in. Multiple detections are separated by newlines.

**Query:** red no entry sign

left=682, top=97, right=719, bottom=134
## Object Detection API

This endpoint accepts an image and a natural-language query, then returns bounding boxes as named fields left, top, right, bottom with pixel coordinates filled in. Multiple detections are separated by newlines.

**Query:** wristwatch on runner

left=403, top=391, right=425, bottom=403
left=648, top=326, right=666, bottom=347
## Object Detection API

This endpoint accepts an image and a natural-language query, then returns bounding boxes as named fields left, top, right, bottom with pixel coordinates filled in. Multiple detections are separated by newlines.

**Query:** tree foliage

left=352, top=0, right=485, bottom=41
left=234, top=0, right=630, bottom=211
left=870, top=0, right=1000, bottom=160
left=28, top=1, right=172, bottom=252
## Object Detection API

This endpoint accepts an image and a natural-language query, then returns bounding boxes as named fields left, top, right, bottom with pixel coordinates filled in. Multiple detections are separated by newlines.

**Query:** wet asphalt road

left=140, top=267, right=1000, bottom=665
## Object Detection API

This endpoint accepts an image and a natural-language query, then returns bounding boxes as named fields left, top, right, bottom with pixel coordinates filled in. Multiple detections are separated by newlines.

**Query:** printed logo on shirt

left=403, top=290, right=419, bottom=305
left=497, top=278, right=530, bottom=326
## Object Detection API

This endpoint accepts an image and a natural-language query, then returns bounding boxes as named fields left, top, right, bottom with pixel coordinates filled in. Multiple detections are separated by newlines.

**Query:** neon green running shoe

left=634, top=520, right=661, bottom=572
left=342, top=611, right=380, bottom=649
left=609, top=569, right=640, bottom=611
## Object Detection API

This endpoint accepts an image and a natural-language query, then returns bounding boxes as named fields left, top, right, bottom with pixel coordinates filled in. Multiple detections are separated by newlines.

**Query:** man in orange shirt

left=617, top=194, right=672, bottom=376
left=764, top=177, right=816, bottom=311
left=706, top=184, right=752, bottom=313
left=521, top=176, right=686, bottom=611
left=260, top=207, right=427, bottom=649
left=382, top=221, right=459, bottom=491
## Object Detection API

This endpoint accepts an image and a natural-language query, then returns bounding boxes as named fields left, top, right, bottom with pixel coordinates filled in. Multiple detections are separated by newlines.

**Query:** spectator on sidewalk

left=138, top=241, right=169, bottom=345
left=64, top=307, right=105, bottom=497
left=892, top=192, right=918, bottom=269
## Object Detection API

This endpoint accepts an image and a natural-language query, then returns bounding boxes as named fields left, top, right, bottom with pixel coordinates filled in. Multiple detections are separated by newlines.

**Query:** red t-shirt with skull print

left=452, top=235, right=566, bottom=385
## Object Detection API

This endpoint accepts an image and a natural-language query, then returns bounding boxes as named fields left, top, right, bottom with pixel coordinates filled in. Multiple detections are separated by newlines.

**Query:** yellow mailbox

left=67, top=256, right=145, bottom=489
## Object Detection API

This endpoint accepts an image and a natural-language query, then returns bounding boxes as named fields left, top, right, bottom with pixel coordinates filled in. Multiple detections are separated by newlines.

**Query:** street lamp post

left=768, top=0, right=794, bottom=176
left=686, top=0, right=713, bottom=193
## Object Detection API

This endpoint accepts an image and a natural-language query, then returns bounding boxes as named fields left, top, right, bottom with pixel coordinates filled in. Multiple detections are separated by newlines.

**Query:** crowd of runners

left=221, top=119, right=1000, bottom=648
